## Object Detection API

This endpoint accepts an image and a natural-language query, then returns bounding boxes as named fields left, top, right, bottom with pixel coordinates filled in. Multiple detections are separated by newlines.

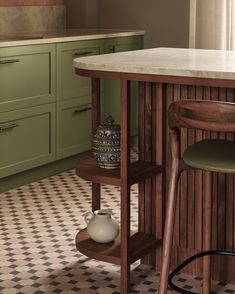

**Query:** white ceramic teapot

left=84, top=209, right=119, bottom=243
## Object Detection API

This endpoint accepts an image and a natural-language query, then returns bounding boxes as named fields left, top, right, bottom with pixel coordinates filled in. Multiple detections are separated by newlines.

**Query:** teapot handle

left=84, top=211, right=94, bottom=225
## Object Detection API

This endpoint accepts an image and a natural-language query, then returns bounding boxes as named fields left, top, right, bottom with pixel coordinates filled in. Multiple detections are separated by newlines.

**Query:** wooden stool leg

left=159, top=131, right=180, bottom=294
left=203, top=171, right=212, bottom=294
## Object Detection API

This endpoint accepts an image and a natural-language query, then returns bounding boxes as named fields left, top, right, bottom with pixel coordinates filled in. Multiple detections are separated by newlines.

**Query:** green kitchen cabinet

left=0, top=33, right=144, bottom=185
left=104, top=35, right=144, bottom=54
left=0, top=103, right=56, bottom=178
left=0, top=44, right=56, bottom=112
left=57, top=97, right=91, bottom=159
left=103, top=36, right=144, bottom=135
left=56, top=39, right=104, bottom=101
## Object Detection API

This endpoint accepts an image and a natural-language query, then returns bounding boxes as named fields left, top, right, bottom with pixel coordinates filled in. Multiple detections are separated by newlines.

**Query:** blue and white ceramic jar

left=92, top=116, right=120, bottom=169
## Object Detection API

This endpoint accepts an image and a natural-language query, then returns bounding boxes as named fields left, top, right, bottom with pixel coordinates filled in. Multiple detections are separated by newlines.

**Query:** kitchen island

left=74, top=47, right=235, bottom=293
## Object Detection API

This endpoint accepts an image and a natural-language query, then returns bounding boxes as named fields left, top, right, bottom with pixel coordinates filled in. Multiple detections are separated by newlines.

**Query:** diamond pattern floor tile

left=0, top=166, right=234, bottom=293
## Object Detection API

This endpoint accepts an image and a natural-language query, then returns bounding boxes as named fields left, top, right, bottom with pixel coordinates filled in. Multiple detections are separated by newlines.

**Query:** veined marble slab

left=0, top=29, right=145, bottom=48
left=0, top=6, right=66, bottom=35
left=74, top=47, right=235, bottom=81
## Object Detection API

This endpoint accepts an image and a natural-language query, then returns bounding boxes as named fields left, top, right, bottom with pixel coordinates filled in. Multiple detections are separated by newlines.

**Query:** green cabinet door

left=0, top=44, right=56, bottom=112
left=57, top=39, right=104, bottom=102
left=57, top=97, right=92, bottom=159
left=103, top=36, right=144, bottom=135
left=0, top=103, right=56, bottom=178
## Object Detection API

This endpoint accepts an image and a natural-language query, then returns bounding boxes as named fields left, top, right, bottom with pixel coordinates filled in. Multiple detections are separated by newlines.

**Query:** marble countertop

left=0, top=29, right=144, bottom=48
left=74, top=47, right=235, bottom=80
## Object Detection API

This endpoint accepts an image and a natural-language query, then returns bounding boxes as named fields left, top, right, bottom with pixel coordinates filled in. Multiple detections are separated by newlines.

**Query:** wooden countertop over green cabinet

left=103, top=36, right=144, bottom=135
left=0, top=103, right=56, bottom=178
left=0, top=44, right=56, bottom=113
left=56, top=40, right=104, bottom=102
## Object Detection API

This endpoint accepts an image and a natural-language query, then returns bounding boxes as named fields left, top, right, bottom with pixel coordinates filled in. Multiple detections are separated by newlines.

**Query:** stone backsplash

left=0, top=5, right=66, bottom=34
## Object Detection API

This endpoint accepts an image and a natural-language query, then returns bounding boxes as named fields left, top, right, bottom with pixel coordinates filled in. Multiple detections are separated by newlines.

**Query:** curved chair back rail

left=169, top=100, right=235, bottom=132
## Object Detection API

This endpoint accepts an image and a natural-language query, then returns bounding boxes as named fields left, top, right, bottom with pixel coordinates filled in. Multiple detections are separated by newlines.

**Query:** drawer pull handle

left=0, top=123, right=19, bottom=132
left=73, top=51, right=93, bottom=57
left=73, top=107, right=91, bottom=114
left=0, top=59, right=20, bottom=64
left=109, top=46, right=115, bottom=53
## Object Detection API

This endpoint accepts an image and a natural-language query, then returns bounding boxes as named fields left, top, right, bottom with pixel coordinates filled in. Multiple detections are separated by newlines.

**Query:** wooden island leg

left=120, top=79, right=131, bottom=293
left=91, top=78, right=101, bottom=211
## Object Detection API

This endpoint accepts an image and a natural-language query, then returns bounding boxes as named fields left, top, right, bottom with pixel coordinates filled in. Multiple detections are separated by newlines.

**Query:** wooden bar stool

left=159, top=100, right=235, bottom=294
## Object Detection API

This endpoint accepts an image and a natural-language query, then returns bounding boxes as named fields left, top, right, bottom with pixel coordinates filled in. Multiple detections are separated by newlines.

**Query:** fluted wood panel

left=164, top=84, right=235, bottom=282
left=0, top=0, right=63, bottom=6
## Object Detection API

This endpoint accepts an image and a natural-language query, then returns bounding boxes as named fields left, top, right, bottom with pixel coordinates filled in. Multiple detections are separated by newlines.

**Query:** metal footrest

left=168, top=250, right=235, bottom=294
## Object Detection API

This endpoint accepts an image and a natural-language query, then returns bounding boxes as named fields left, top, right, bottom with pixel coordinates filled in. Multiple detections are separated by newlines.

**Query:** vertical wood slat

left=91, top=78, right=101, bottom=212
left=226, top=88, right=234, bottom=252
left=210, top=87, right=219, bottom=253
left=215, top=88, right=227, bottom=280
left=186, top=85, right=197, bottom=274
left=203, top=171, right=212, bottom=294
left=178, top=85, right=188, bottom=264
left=154, top=83, right=164, bottom=268
left=0, top=0, right=64, bottom=5
left=138, top=82, right=146, bottom=236
left=172, top=84, right=184, bottom=250
left=144, top=82, right=153, bottom=242
left=138, top=82, right=156, bottom=265
left=164, top=84, right=177, bottom=270
left=194, top=86, right=203, bottom=257
left=120, top=79, right=131, bottom=294
left=144, top=82, right=154, bottom=264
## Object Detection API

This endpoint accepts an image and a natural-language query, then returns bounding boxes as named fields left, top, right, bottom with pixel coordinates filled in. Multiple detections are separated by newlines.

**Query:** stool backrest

left=169, top=100, right=235, bottom=132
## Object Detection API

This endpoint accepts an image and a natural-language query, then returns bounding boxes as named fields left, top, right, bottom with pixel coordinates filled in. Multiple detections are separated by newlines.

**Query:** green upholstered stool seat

left=183, top=139, right=235, bottom=173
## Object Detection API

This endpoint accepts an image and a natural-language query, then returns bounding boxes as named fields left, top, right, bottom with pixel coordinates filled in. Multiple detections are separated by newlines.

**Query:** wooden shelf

left=75, top=229, right=162, bottom=265
left=75, top=157, right=162, bottom=186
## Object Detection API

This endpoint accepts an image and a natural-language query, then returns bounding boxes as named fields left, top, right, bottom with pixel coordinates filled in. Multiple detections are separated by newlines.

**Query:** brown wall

left=65, top=0, right=98, bottom=29
left=97, top=0, right=190, bottom=48
left=0, top=0, right=63, bottom=5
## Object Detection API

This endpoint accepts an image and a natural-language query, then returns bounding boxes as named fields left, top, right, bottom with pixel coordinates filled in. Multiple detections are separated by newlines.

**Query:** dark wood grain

left=75, top=157, right=162, bottom=186
left=120, top=79, right=131, bottom=294
left=91, top=78, right=101, bottom=212
left=75, top=229, right=162, bottom=265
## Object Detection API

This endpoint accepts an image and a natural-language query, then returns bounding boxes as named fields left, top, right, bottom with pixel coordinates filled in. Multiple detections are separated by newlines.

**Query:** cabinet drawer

left=0, top=44, right=56, bottom=112
left=57, top=40, right=104, bottom=101
left=57, top=98, right=92, bottom=159
left=0, top=104, right=56, bottom=178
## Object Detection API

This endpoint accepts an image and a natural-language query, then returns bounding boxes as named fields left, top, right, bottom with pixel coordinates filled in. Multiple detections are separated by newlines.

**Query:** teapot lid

left=100, top=116, right=120, bottom=130
left=95, top=116, right=120, bottom=138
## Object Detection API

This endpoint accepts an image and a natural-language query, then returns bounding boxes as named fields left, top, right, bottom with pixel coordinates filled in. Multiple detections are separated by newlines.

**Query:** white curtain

left=190, top=0, right=235, bottom=50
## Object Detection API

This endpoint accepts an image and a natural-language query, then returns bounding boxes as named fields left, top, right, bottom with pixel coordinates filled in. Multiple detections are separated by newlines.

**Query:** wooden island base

left=74, top=47, right=235, bottom=293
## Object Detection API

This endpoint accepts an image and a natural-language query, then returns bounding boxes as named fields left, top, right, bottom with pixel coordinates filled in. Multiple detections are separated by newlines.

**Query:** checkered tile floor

left=1, top=168, right=235, bottom=293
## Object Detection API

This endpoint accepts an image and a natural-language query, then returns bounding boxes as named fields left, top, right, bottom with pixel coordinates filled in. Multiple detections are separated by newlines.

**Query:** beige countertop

left=0, top=29, right=145, bottom=48
left=73, top=47, right=235, bottom=80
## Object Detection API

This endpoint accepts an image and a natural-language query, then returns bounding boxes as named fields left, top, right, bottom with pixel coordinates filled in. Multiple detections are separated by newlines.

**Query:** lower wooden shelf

left=75, top=229, right=162, bottom=265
